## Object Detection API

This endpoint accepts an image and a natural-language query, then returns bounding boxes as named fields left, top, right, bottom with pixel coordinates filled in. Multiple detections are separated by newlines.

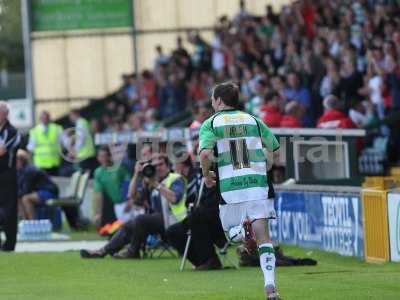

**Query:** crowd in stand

left=94, top=1, right=399, bottom=138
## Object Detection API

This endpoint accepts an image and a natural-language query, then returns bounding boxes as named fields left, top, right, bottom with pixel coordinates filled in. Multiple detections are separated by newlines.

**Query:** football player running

left=199, top=82, right=280, bottom=299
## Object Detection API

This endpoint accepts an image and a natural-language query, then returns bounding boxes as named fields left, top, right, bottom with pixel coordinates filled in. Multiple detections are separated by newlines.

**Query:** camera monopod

left=179, top=177, right=205, bottom=271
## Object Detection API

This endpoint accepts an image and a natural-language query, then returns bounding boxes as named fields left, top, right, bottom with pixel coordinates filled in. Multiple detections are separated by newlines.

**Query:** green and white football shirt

left=199, top=109, right=279, bottom=204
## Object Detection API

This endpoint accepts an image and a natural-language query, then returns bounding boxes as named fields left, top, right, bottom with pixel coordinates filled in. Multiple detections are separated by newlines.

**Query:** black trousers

left=79, top=157, right=98, bottom=177
left=100, top=196, right=117, bottom=227
left=0, top=169, right=18, bottom=251
left=166, top=206, right=226, bottom=267
left=104, top=213, right=164, bottom=256
left=63, top=207, right=85, bottom=230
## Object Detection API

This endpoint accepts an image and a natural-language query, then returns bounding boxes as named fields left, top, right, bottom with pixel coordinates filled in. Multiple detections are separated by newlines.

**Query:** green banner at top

left=31, top=0, right=133, bottom=31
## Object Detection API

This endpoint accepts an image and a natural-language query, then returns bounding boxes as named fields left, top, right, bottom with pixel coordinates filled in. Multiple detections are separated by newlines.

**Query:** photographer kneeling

left=81, top=154, right=186, bottom=259
left=167, top=155, right=226, bottom=270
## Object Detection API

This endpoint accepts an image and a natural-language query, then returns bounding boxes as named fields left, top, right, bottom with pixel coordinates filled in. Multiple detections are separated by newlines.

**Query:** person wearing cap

left=27, top=111, right=63, bottom=176
left=0, top=101, right=21, bottom=251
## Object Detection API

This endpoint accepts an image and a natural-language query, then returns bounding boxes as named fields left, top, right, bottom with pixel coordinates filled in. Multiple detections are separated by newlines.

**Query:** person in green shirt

left=93, top=147, right=132, bottom=227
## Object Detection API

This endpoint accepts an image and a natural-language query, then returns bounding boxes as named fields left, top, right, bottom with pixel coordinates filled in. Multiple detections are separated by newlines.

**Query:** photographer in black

left=80, top=153, right=186, bottom=259
left=167, top=154, right=227, bottom=270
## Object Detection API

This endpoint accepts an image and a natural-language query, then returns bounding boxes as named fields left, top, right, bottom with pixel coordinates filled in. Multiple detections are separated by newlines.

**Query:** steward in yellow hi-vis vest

left=27, top=111, right=62, bottom=175
left=162, top=172, right=187, bottom=222
left=75, top=117, right=96, bottom=161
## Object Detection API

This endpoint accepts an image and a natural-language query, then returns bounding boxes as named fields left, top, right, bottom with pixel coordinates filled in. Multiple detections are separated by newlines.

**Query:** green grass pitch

left=0, top=246, right=399, bottom=300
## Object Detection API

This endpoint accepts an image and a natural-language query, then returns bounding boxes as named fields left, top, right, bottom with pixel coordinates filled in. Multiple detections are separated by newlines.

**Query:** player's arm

left=198, top=118, right=217, bottom=187
left=255, top=117, right=280, bottom=169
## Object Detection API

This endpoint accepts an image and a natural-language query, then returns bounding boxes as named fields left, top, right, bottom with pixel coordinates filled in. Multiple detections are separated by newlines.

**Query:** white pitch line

left=15, top=240, right=107, bottom=253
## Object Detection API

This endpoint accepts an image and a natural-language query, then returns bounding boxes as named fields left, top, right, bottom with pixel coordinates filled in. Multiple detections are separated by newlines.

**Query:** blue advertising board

left=269, top=191, right=364, bottom=258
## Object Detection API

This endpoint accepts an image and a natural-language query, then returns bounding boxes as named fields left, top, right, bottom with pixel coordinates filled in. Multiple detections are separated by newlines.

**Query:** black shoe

left=80, top=249, right=107, bottom=259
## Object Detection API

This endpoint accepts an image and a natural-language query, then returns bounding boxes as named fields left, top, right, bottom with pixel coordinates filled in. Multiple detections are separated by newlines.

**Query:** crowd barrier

left=387, top=192, right=400, bottom=262
left=361, top=174, right=400, bottom=262
left=94, top=128, right=366, bottom=145
left=271, top=185, right=364, bottom=258
left=362, top=189, right=390, bottom=262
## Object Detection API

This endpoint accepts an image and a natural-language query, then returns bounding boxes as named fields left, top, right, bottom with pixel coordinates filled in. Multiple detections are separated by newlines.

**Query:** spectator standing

left=154, top=45, right=169, bottom=72
left=283, top=72, right=313, bottom=126
left=0, top=101, right=20, bottom=251
left=121, top=74, right=139, bottom=106
left=172, top=36, right=190, bottom=63
left=27, top=111, right=63, bottom=176
left=68, top=109, right=97, bottom=175
left=336, top=60, right=363, bottom=110
left=140, top=70, right=159, bottom=109
left=158, top=74, right=187, bottom=119
left=188, top=31, right=211, bottom=72
left=211, top=29, right=226, bottom=72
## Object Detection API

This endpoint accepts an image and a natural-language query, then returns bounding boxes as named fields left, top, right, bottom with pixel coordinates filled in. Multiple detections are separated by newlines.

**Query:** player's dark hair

left=213, top=82, right=240, bottom=108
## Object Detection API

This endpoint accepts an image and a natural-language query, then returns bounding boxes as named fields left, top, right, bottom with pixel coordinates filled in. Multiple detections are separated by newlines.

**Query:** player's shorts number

left=229, top=139, right=250, bottom=169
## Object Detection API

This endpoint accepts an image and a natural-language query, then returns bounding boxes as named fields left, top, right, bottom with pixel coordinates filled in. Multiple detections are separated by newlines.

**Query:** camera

left=141, top=162, right=156, bottom=178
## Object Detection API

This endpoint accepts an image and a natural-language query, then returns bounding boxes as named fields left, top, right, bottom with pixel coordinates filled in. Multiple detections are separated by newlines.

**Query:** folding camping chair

left=144, top=193, right=178, bottom=258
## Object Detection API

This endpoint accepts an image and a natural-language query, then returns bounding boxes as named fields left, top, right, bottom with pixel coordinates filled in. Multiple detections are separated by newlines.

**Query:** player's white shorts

left=219, top=199, right=276, bottom=231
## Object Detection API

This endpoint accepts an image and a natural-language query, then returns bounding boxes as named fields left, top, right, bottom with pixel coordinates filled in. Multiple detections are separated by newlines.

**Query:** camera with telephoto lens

left=141, top=161, right=156, bottom=178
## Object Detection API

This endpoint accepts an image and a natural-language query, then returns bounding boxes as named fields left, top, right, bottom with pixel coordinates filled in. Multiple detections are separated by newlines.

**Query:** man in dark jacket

left=0, top=101, right=21, bottom=251
left=166, top=156, right=227, bottom=270
left=16, top=150, right=59, bottom=220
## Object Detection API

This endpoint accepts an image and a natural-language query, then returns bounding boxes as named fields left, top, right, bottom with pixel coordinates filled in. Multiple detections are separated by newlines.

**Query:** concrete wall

left=31, top=0, right=291, bottom=120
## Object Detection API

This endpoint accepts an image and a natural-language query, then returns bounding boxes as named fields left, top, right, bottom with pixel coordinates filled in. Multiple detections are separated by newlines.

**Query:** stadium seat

left=46, top=171, right=89, bottom=207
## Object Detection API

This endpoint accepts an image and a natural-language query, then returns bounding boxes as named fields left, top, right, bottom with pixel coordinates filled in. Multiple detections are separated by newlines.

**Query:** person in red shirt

left=317, top=95, right=356, bottom=129
left=260, top=91, right=283, bottom=127
left=280, top=101, right=303, bottom=128
left=300, top=0, right=315, bottom=39
left=140, top=70, right=159, bottom=109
